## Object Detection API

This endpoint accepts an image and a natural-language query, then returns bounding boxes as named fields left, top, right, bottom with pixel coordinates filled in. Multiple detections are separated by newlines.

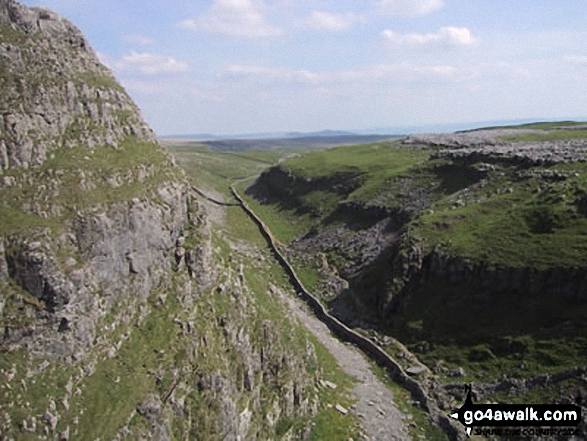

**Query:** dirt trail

left=278, top=289, right=410, bottom=441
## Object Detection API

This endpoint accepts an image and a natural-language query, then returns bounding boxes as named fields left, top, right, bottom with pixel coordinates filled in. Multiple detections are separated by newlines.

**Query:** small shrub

left=525, top=205, right=555, bottom=234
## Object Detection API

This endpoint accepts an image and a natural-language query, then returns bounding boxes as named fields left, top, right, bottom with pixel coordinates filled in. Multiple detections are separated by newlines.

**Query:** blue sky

left=21, top=0, right=587, bottom=136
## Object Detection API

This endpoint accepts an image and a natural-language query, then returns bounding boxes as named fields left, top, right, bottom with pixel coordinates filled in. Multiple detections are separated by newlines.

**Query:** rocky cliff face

left=0, top=0, right=188, bottom=358
left=0, top=2, right=319, bottom=439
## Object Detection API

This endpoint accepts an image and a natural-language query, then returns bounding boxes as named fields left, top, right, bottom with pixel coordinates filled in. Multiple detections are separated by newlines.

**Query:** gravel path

left=277, top=288, right=410, bottom=441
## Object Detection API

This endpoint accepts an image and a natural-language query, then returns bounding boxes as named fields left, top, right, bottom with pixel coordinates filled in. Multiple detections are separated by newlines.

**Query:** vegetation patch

left=0, top=136, right=179, bottom=236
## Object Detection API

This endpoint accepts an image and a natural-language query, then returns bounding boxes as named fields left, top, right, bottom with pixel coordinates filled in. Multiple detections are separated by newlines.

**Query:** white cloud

left=305, top=11, right=366, bottom=32
left=225, top=65, right=320, bottom=82
left=178, top=0, right=282, bottom=38
left=564, top=55, right=587, bottom=64
left=114, top=52, right=189, bottom=75
left=223, top=63, right=460, bottom=84
left=381, top=27, right=477, bottom=47
left=123, top=34, right=154, bottom=46
left=377, top=0, right=445, bottom=16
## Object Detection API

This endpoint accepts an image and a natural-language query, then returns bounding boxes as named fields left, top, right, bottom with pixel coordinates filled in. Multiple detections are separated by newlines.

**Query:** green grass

left=0, top=23, right=43, bottom=45
left=0, top=287, right=186, bottom=440
left=76, top=70, right=125, bottom=93
left=166, top=145, right=291, bottom=198
left=306, top=333, right=360, bottom=441
left=238, top=186, right=314, bottom=244
left=75, top=293, right=182, bottom=439
left=0, top=137, right=178, bottom=236
left=280, top=141, right=431, bottom=204
left=240, top=142, right=433, bottom=245
left=281, top=142, right=424, bottom=179
left=411, top=165, right=587, bottom=269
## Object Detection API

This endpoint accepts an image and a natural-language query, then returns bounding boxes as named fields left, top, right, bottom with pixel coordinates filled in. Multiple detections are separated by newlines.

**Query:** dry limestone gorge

left=4, top=0, right=587, bottom=440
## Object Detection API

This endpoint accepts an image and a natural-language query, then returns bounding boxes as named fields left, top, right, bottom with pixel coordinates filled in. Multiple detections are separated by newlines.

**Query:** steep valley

left=3, top=0, right=587, bottom=439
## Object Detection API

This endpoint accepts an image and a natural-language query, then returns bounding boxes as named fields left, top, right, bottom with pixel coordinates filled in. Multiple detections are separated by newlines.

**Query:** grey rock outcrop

left=405, top=130, right=587, bottom=165
left=0, top=0, right=155, bottom=171
left=0, top=0, right=187, bottom=356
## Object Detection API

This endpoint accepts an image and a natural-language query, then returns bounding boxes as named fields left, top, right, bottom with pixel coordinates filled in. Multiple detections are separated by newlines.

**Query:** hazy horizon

left=159, top=116, right=587, bottom=139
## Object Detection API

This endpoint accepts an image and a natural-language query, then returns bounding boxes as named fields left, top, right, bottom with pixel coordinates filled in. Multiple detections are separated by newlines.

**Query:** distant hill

left=161, top=134, right=404, bottom=151
left=283, top=129, right=357, bottom=138
left=162, top=129, right=377, bottom=141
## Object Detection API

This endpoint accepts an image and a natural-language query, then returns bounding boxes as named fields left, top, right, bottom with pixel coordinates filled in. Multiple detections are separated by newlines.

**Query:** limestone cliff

left=0, top=0, right=188, bottom=359
left=0, top=1, right=319, bottom=439
left=0, top=0, right=155, bottom=170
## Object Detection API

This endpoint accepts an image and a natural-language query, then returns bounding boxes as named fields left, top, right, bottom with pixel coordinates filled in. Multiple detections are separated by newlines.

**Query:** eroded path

left=277, top=288, right=410, bottom=441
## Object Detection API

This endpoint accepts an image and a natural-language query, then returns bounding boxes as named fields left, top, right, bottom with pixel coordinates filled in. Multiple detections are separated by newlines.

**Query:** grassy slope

left=246, top=137, right=587, bottom=269
left=0, top=137, right=180, bottom=236
left=411, top=161, right=587, bottom=268
left=238, top=126, right=587, bottom=402
left=467, top=120, right=587, bottom=132
left=239, top=142, right=432, bottom=244
left=501, top=128, right=587, bottom=142
left=167, top=144, right=293, bottom=199
left=280, top=142, right=431, bottom=204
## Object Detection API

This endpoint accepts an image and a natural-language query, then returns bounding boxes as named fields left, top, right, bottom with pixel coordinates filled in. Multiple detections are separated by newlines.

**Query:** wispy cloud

left=381, top=27, right=477, bottom=47
left=224, top=65, right=320, bottom=83
left=123, top=34, right=154, bottom=46
left=564, top=55, right=587, bottom=64
left=377, top=0, right=445, bottom=16
left=223, top=63, right=461, bottom=84
left=178, top=0, right=282, bottom=38
left=305, top=11, right=366, bottom=32
left=114, top=52, right=189, bottom=75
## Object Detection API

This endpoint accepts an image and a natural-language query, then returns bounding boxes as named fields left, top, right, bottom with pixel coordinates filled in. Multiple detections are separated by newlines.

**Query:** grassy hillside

left=166, top=143, right=366, bottom=440
left=246, top=136, right=587, bottom=269
left=0, top=137, right=180, bottom=236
